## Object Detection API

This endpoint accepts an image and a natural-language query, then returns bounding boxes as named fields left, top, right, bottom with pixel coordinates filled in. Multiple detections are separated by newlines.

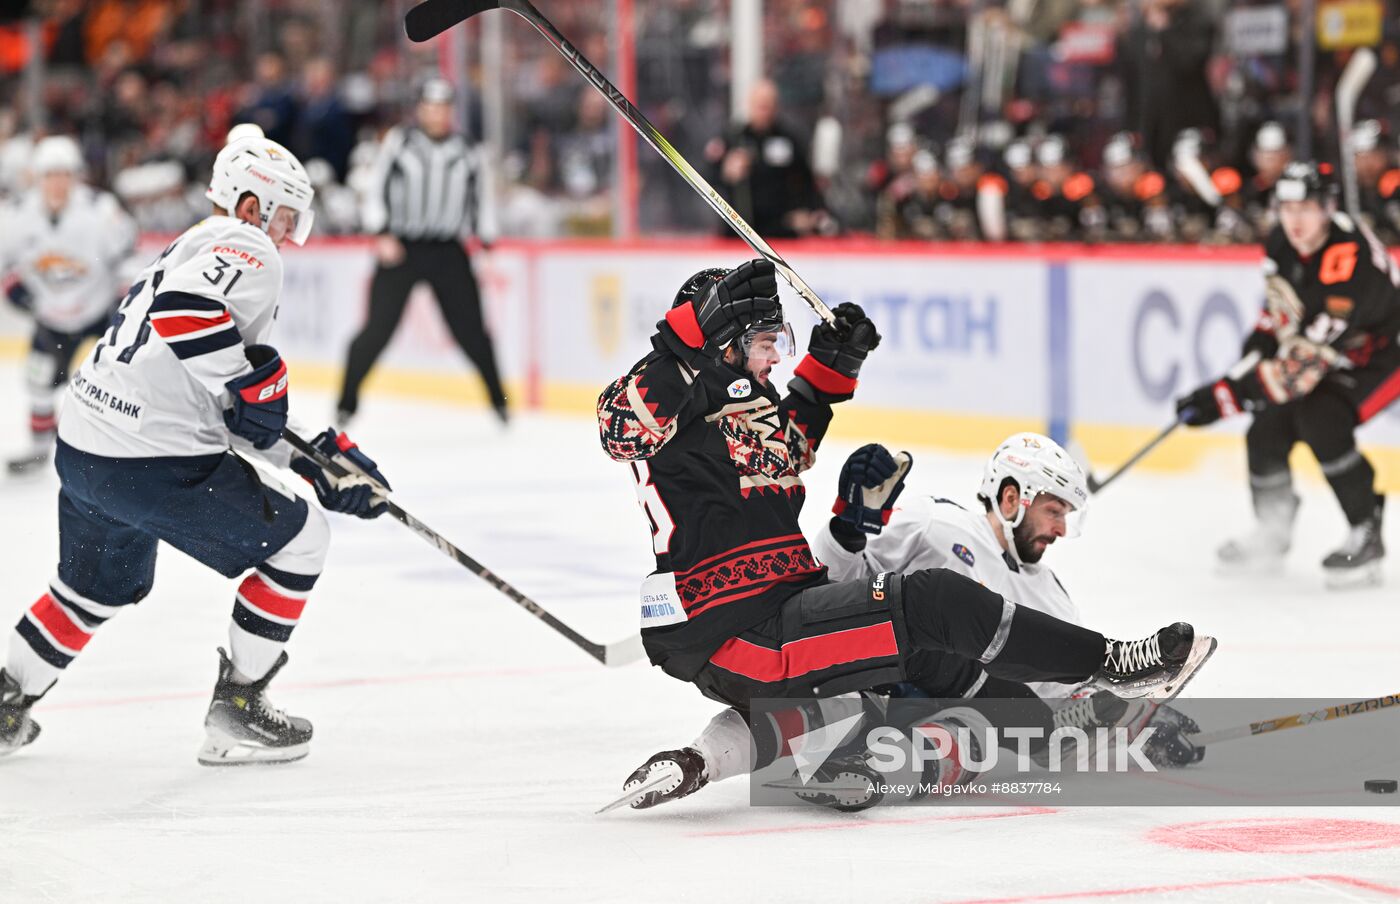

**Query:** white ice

left=2, top=362, right=1399, bottom=904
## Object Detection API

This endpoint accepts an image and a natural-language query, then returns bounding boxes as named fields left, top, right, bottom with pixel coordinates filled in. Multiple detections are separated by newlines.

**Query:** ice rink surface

left=2, top=363, right=1399, bottom=903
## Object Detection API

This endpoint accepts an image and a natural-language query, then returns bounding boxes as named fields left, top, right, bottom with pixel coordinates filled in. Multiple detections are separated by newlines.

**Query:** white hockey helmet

left=977, top=433, right=1089, bottom=557
left=206, top=135, right=315, bottom=245
left=31, top=135, right=84, bottom=175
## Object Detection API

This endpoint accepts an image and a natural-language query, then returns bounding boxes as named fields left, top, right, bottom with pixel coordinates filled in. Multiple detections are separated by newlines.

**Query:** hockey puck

left=1363, top=779, right=1398, bottom=794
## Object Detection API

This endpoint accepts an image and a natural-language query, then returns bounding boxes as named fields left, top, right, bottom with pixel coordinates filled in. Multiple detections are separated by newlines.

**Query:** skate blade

left=1148, top=635, right=1217, bottom=703
left=596, top=770, right=676, bottom=814
left=1098, top=636, right=1218, bottom=703
left=197, top=728, right=309, bottom=767
left=1324, top=563, right=1383, bottom=590
left=761, top=776, right=875, bottom=794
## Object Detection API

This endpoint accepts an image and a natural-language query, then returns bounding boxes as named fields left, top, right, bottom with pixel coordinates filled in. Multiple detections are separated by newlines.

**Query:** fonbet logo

left=727, top=378, right=751, bottom=398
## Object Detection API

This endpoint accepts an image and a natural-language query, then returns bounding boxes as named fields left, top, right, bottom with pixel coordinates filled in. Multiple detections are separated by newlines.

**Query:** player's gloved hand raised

left=1140, top=704, right=1205, bottom=768
left=833, top=443, right=913, bottom=535
left=1175, top=377, right=1244, bottom=428
left=290, top=428, right=391, bottom=519
left=793, top=303, right=880, bottom=403
left=658, top=259, right=780, bottom=367
left=223, top=345, right=288, bottom=450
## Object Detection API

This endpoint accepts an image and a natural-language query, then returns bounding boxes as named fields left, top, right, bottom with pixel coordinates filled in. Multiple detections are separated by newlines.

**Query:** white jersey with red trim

left=58, top=216, right=287, bottom=460
left=0, top=184, right=137, bottom=332
left=811, top=493, right=1079, bottom=697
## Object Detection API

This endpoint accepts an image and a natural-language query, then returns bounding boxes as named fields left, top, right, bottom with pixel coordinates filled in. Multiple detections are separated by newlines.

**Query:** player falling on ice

left=812, top=434, right=1204, bottom=769
left=1177, top=161, right=1400, bottom=587
left=595, top=259, right=1216, bottom=810
left=0, top=134, right=392, bottom=765
left=0, top=135, right=138, bottom=475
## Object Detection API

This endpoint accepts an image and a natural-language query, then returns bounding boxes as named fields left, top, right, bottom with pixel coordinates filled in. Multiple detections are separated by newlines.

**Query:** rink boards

left=3, top=237, right=1399, bottom=480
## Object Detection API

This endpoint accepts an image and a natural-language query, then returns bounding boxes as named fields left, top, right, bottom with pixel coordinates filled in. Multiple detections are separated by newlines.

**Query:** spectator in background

left=1119, top=0, right=1218, bottom=172
left=297, top=57, right=355, bottom=182
left=84, top=0, right=174, bottom=64
left=1030, top=136, right=1097, bottom=240
left=705, top=78, right=829, bottom=238
left=235, top=52, right=299, bottom=150
left=938, top=137, right=985, bottom=241
left=1351, top=120, right=1400, bottom=244
left=1096, top=131, right=1172, bottom=243
left=553, top=88, right=615, bottom=233
left=1213, top=122, right=1291, bottom=241
left=877, top=148, right=945, bottom=240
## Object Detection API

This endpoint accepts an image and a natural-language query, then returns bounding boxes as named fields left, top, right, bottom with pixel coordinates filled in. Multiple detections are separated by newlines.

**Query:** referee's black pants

left=338, top=239, right=507, bottom=417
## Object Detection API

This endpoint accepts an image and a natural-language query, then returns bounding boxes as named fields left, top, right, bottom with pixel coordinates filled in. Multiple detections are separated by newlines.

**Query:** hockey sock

left=229, top=511, right=327, bottom=682
left=8, top=581, right=124, bottom=696
left=1319, top=450, right=1378, bottom=526
left=691, top=708, right=753, bottom=783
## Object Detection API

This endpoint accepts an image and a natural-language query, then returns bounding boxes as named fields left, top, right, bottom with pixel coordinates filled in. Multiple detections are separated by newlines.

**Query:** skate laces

left=254, top=692, right=292, bottom=728
left=1053, top=697, right=1097, bottom=730
left=1107, top=634, right=1162, bottom=674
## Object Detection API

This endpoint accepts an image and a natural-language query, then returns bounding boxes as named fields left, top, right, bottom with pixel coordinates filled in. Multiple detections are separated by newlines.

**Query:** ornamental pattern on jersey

left=676, top=538, right=821, bottom=617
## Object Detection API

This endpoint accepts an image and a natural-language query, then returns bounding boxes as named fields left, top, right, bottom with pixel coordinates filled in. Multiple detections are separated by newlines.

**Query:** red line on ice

left=940, top=873, right=1400, bottom=903
left=685, top=806, right=1058, bottom=838
left=44, top=664, right=597, bottom=711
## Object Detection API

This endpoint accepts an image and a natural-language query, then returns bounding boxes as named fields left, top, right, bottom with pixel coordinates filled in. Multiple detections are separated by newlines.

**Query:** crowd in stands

left=1, top=0, right=1398, bottom=243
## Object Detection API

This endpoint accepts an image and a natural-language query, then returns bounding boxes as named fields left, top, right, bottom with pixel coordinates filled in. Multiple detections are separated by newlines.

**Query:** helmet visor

left=268, top=203, right=315, bottom=245
left=739, top=321, right=796, bottom=359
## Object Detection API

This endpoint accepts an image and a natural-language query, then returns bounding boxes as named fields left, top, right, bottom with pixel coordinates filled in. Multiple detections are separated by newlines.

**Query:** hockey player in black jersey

left=1177, top=162, right=1400, bottom=587
left=597, top=260, right=1217, bottom=811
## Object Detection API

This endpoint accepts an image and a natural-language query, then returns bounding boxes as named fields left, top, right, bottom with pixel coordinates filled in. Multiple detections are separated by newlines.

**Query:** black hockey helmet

left=672, top=267, right=729, bottom=309
left=1274, top=161, right=1338, bottom=205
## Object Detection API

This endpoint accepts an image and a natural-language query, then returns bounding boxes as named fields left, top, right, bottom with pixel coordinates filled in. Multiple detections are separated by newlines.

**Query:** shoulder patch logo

left=727, top=378, right=752, bottom=399
left=952, top=543, right=975, bottom=566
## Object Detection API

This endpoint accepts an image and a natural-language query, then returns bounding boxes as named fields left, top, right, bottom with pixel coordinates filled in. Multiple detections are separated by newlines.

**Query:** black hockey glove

left=4, top=279, right=32, bottom=312
left=1175, top=377, right=1246, bottom=427
left=656, top=259, right=780, bottom=368
left=833, top=443, right=913, bottom=537
left=290, top=428, right=391, bottom=519
left=793, top=303, right=880, bottom=403
left=1140, top=704, right=1205, bottom=768
left=223, top=345, right=289, bottom=450
left=1241, top=327, right=1280, bottom=361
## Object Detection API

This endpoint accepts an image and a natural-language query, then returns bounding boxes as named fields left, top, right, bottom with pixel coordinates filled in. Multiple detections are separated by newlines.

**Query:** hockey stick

left=1085, top=351, right=1262, bottom=494
left=282, top=430, right=645, bottom=668
left=1085, top=417, right=1184, bottom=494
left=1336, top=48, right=1377, bottom=219
left=1187, top=692, right=1400, bottom=746
left=404, top=0, right=837, bottom=327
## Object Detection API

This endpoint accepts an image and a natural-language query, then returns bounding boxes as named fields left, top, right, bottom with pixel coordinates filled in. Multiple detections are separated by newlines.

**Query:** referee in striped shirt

left=337, top=78, right=508, bottom=424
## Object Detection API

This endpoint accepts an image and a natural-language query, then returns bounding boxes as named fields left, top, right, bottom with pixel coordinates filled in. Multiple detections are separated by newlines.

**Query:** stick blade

left=603, top=633, right=646, bottom=668
left=404, top=0, right=500, bottom=42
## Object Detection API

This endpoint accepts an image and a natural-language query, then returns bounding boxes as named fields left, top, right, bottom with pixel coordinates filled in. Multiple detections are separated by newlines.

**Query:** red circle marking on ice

left=1147, top=818, right=1400, bottom=854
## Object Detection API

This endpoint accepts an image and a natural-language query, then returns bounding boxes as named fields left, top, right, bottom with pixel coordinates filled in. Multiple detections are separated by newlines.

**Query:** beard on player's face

left=1012, top=518, right=1055, bottom=564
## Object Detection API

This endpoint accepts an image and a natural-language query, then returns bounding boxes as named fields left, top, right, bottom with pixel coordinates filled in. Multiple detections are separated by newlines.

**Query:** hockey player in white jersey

left=0, top=135, right=138, bottom=474
left=0, top=134, right=391, bottom=765
left=811, top=433, right=1204, bottom=762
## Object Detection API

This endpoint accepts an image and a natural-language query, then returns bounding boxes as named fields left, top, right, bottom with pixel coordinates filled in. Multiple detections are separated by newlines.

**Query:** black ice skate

left=1323, top=497, right=1385, bottom=589
left=1096, top=623, right=1216, bottom=702
left=599, top=748, right=709, bottom=813
left=788, top=754, right=885, bottom=812
left=197, top=648, right=312, bottom=766
left=1036, top=690, right=1131, bottom=767
left=0, top=669, right=43, bottom=756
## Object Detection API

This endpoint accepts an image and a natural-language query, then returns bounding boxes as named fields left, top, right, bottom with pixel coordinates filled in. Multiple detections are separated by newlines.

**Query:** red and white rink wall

left=4, top=238, right=1399, bottom=487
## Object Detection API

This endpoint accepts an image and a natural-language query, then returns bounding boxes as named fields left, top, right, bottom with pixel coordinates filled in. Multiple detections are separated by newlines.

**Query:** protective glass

left=739, top=322, right=796, bottom=358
